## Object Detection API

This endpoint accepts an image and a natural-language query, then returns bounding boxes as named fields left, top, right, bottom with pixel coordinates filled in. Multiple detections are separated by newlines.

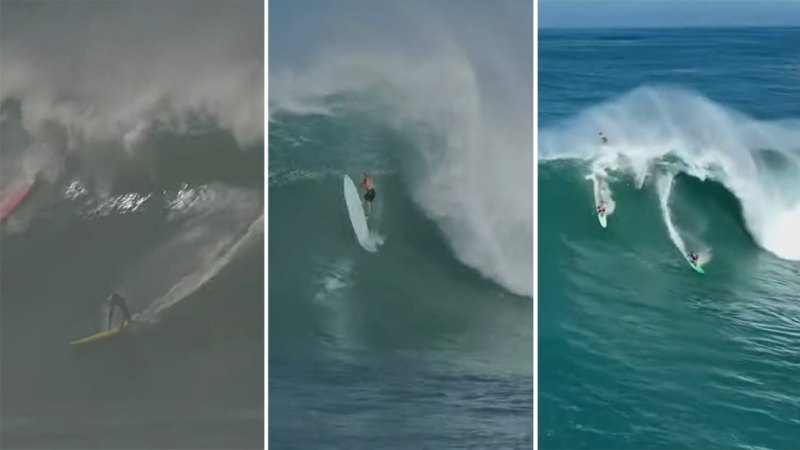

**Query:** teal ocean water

left=539, top=28, right=800, bottom=448
left=269, top=88, right=533, bottom=450
left=269, top=1, right=533, bottom=447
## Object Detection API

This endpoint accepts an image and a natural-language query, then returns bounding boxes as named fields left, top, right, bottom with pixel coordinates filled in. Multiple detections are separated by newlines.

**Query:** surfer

left=596, top=203, right=606, bottom=215
left=107, top=292, right=132, bottom=329
left=599, top=132, right=608, bottom=144
left=361, top=173, right=376, bottom=217
left=687, top=252, right=699, bottom=265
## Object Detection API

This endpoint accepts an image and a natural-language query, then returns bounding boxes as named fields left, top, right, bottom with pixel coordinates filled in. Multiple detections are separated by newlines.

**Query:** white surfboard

left=343, top=175, right=377, bottom=252
left=598, top=212, right=607, bottom=228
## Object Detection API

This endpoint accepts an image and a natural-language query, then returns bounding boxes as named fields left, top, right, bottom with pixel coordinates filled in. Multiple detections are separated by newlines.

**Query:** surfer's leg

left=366, top=189, right=375, bottom=217
left=121, top=303, right=132, bottom=325
left=107, top=306, right=115, bottom=329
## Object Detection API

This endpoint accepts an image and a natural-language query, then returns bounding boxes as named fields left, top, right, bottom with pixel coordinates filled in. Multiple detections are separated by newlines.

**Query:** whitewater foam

left=1, top=1, right=263, bottom=179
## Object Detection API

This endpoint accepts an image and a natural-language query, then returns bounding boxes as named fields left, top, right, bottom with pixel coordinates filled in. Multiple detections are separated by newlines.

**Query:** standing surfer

left=361, top=173, right=376, bottom=218
left=107, top=292, right=132, bottom=329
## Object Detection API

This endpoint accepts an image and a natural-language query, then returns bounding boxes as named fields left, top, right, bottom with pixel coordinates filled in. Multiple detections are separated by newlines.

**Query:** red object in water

left=0, top=180, right=35, bottom=223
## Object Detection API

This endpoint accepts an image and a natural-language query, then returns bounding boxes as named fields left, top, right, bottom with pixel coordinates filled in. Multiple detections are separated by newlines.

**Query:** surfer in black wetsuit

left=687, top=252, right=699, bottom=264
left=599, top=132, right=608, bottom=144
left=107, top=292, right=132, bottom=329
left=361, top=173, right=376, bottom=217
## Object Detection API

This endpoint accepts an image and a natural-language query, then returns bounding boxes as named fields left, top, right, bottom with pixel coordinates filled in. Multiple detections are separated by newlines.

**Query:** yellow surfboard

left=70, top=323, right=130, bottom=345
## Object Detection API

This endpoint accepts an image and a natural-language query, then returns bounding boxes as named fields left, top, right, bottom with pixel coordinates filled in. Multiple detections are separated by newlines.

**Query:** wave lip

left=1, top=0, right=264, bottom=162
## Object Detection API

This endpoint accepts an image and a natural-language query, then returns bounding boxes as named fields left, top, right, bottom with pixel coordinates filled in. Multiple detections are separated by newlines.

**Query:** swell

left=1, top=122, right=264, bottom=335
left=539, top=85, right=800, bottom=261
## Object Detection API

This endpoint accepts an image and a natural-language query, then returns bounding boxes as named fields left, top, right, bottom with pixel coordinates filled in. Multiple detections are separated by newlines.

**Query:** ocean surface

left=268, top=2, right=533, bottom=446
left=1, top=2, right=264, bottom=448
left=539, top=27, right=800, bottom=449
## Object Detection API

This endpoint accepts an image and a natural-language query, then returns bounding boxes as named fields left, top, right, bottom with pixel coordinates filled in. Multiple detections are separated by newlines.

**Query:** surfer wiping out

left=107, top=292, right=132, bottom=329
left=361, top=173, right=376, bottom=218
left=598, top=132, right=608, bottom=144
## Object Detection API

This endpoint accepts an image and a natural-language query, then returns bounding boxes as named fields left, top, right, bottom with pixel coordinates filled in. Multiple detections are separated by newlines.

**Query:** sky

left=540, top=0, right=800, bottom=28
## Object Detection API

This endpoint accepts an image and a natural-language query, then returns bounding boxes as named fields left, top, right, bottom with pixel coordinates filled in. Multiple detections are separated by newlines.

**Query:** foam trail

left=656, top=174, right=687, bottom=255
left=105, top=185, right=263, bottom=324
left=656, top=173, right=712, bottom=265
left=138, top=213, right=263, bottom=323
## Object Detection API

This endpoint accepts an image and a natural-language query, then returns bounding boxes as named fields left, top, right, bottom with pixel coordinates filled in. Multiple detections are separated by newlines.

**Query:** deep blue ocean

left=539, top=27, right=800, bottom=449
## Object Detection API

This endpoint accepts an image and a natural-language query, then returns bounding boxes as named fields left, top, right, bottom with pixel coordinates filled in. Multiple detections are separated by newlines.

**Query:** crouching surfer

left=687, top=252, right=699, bottom=265
left=107, top=292, right=133, bottom=330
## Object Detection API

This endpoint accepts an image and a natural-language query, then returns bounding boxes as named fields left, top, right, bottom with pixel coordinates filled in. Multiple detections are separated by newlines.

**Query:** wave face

left=540, top=85, right=800, bottom=261
left=539, top=27, right=800, bottom=450
left=269, top=2, right=533, bottom=297
left=0, top=2, right=264, bottom=448
left=269, top=2, right=533, bottom=448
